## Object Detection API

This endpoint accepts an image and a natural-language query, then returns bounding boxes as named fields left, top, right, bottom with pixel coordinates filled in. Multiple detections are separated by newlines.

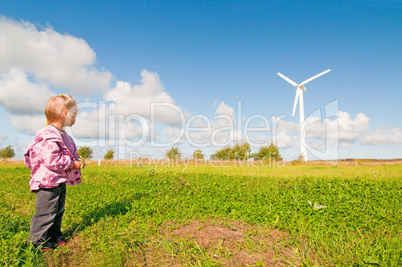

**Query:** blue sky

left=0, top=0, right=401, bottom=160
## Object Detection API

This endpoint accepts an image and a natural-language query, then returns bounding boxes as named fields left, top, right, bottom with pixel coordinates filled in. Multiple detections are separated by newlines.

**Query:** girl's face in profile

left=64, top=105, right=78, bottom=127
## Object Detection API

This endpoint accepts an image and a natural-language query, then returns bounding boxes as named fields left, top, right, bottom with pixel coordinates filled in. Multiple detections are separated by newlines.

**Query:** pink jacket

left=24, top=125, right=82, bottom=192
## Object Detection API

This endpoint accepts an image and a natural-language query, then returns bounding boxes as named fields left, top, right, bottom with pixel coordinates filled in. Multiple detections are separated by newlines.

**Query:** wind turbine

left=277, top=69, right=331, bottom=161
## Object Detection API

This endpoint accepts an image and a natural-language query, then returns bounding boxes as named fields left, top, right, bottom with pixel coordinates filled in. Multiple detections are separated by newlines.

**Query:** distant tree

left=253, top=143, right=282, bottom=162
left=298, top=153, right=305, bottom=162
left=104, top=149, right=114, bottom=160
left=166, top=147, right=182, bottom=160
left=211, top=143, right=250, bottom=160
left=77, top=146, right=93, bottom=159
left=0, top=145, right=15, bottom=158
left=211, top=147, right=231, bottom=160
left=193, top=149, right=204, bottom=160
left=290, top=153, right=306, bottom=165
left=230, top=143, right=250, bottom=160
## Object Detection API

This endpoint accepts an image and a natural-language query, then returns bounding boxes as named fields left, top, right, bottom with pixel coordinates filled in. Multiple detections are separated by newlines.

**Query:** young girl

left=24, top=94, right=85, bottom=251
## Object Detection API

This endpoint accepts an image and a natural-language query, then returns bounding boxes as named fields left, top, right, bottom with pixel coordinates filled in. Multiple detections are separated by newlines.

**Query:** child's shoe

left=57, top=240, right=67, bottom=246
left=53, top=236, right=67, bottom=247
left=41, top=247, right=54, bottom=252
left=36, top=241, right=53, bottom=252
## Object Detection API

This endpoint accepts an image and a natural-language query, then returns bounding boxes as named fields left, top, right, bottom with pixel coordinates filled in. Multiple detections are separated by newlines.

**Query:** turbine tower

left=277, top=69, right=331, bottom=161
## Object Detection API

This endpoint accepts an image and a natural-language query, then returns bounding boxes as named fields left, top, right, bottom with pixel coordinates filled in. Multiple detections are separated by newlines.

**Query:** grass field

left=0, top=162, right=401, bottom=266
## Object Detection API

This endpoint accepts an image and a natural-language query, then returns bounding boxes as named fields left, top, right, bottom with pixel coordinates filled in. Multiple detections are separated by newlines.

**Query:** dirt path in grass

left=45, top=219, right=315, bottom=266
left=132, top=219, right=314, bottom=266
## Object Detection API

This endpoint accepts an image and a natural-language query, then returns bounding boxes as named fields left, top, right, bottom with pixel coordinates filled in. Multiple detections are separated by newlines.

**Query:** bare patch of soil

left=45, top=220, right=314, bottom=266
left=156, top=219, right=310, bottom=266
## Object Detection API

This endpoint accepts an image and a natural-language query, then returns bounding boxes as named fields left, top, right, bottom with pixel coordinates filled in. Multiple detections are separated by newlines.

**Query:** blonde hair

left=45, top=94, right=77, bottom=124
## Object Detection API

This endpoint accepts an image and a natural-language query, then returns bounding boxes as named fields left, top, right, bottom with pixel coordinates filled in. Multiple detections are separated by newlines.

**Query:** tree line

left=166, top=142, right=282, bottom=161
left=0, top=143, right=282, bottom=162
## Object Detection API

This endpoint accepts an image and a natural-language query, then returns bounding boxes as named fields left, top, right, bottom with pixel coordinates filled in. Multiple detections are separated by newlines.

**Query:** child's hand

left=72, top=161, right=83, bottom=169
left=81, top=160, right=87, bottom=169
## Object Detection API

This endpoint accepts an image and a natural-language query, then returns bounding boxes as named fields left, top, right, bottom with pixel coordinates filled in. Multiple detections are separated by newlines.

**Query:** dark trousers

left=27, top=183, right=66, bottom=248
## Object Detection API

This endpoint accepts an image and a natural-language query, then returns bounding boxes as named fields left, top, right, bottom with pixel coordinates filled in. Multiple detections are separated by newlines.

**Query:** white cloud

left=277, top=120, right=299, bottom=133
left=68, top=103, right=152, bottom=143
left=337, top=111, right=370, bottom=142
left=294, top=111, right=370, bottom=147
left=6, top=69, right=183, bottom=138
left=0, top=17, right=182, bottom=139
left=216, top=101, right=235, bottom=120
left=301, top=111, right=401, bottom=150
left=68, top=109, right=104, bottom=139
left=0, top=68, right=54, bottom=114
left=9, top=114, right=45, bottom=135
left=0, top=17, right=112, bottom=94
left=105, top=69, right=183, bottom=126
left=275, top=120, right=299, bottom=148
left=276, top=128, right=299, bottom=149
left=120, top=120, right=148, bottom=140
left=163, top=127, right=186, bottom=144
left=213, top=102, right=236, bottom=130
left=6, top=69, right=184, bottom=139
left=361, top=126, right=402, bottom=146
left=272, top=111, right=373, bottom=150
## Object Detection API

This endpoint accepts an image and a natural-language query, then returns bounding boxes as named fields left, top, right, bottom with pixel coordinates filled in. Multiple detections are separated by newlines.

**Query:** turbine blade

left=300, top=69, right=331, bottom=86
left=292, top=89, right=300, bottom=117
left=277, top=72, right=298, bottom=87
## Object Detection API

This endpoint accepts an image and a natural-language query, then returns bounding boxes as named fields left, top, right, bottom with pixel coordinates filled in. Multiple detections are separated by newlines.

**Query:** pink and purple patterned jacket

left=24, top=125, right=82, bottom=192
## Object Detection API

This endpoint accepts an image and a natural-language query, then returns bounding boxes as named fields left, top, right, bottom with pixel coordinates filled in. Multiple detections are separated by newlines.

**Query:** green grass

left=0, top=163, right=401, bottom=266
